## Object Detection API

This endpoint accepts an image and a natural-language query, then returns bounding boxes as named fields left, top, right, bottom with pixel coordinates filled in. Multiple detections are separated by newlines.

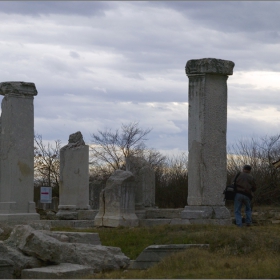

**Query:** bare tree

left=90, top=122, right=152, bottom=180
left=34, top=134, right=61, bottom=193
left=227, top=134, right=280, bottom=205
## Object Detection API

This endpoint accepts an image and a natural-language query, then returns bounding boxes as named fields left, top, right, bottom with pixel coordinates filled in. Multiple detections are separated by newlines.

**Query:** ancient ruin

left=94, top=170, right=139, bottom=227
left=126, top=155, right=156, bottom=218
left=57, top=131, right=91, bottom=219
left=0, top=82, right=39, bottom=221
left=181, top=58, right=235, bottom=224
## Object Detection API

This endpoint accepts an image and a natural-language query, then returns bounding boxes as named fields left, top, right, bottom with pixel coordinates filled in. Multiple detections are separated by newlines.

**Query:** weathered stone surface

left=213, top=206, right=231, bottom=219
left=21, top=263, right=94, bottom=279
left=185, top=58, right=234, bottom=207
left=5, top=225, right=130, bottom=272
left=126, top=156, right=155, bottom=209
left=89, top=180, right=104, bottom=210
left=0, top=81, right=39, bottom=221
left=185, top=58, right=234, bottom=75
left=181, top=206, right=214, bottom=219
left=146, top=208, right=183, bottom=219
left=0, top=241, right=43, bottom=278
left=0, top=81, right=38, bottom=96
left=42, top=231, right=101, bottom=245
left=77, top=209, right=98, bottom=220
left=57, top=131, right=90, bottom=218
left=129, top=244, right=209, bottom=270
left=0, top=257, right=14, bottom=279
left=95, top=170, right=139, bottom=227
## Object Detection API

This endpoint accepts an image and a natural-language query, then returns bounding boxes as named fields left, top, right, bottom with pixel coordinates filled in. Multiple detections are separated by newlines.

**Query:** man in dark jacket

left=234, top=165, right=257, bottom=227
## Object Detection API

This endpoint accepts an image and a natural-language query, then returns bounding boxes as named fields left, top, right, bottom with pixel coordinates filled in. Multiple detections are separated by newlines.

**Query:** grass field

left=52, top=222, right=280, bottom=279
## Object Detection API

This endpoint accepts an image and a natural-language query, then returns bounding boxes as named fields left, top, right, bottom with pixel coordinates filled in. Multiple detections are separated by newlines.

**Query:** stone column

left=57, top=131, right=92, bottom=220
left=0, top=81, right=39, bottom=221
left=181, top=58, right=234, bottom=225
left=126, top=156, right=156, bottom=219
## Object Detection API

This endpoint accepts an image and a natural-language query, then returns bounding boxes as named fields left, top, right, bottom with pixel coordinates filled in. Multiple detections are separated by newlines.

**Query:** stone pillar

left=181, top=58, right=234, bottom=225
left=56, top=131, right=91, bottom=220
left=0, top=81, right=39, bottom=221
left=126, top=156, right=156, bottom=219
left=94, top=170, right=139, bottom=227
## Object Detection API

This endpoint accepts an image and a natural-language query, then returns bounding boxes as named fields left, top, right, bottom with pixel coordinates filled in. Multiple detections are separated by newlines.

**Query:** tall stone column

left=0, top=82, right=39, bottom=221
left=181, top=58, right=234, bottom=225
left=57, top=131, right=91, bottom=220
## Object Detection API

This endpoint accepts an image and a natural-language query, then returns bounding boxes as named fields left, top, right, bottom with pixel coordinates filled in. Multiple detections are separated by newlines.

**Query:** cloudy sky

left=0, top=1, right=280, bottom=156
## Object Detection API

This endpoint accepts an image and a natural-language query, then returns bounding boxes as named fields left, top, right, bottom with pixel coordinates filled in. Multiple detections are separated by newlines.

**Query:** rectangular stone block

left=146, top=209, right=183, bottom=219
left=181, top=206, right=213, bottom=219
left=77, top=210, right=98, bottom=220
left=21, top=263, right=94, bottom=279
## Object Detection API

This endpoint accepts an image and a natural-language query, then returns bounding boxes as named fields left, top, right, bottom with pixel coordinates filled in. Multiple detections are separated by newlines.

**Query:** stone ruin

left=0, top=224, right=129, bottom=278
left=126, top=155, right=156, bottom=218
left=56, top=131, right=95, bottom=220
left=0, top=82, right=39, bottom=221
left=180, top=58, right=235, bottom=225
left=94, top=170, right=139, bottom=227
left=0, top=58, right=236, bottom=229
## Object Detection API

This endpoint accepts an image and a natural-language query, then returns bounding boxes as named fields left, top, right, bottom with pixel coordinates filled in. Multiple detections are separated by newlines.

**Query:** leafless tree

left=90, top=122, right=152, bottom=180
left=227, top=134, right=280, bottom=205
left=34, top=134, right=61, bottom=193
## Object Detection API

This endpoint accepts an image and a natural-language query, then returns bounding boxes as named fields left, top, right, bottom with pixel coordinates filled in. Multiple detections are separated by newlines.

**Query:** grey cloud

left=0, top=2, right=112, bottom=17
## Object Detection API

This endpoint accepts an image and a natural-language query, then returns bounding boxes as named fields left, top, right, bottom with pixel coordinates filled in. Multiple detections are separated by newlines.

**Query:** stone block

left=126, top=156, right=155, bottom=208
left=213, top=206, right=231, bottom=219
left=0, top=81, right=38, bottom=96
left=77, top=210, right=98, bottom=220
left=129, top=244, right=209, bottom=270
left=185, top=58, right=234, bottom=206
left=146, top=208, right=183, bottom=219
left=21, top=263, right=94, bottom=279
left=95, top=170, right=139, bottom=227
left=181, top=206, right=214, bottom=219
left=0, top=82, right=39, bottom=221
left=89, top=181, right=104, bottom=210
left=48, top=231, right=101, bottom=245
left=185, top=58, right=234, bottom=75
left=0, top=258, right=14, bottom=279
left=57, top=132, right=90, bottom=219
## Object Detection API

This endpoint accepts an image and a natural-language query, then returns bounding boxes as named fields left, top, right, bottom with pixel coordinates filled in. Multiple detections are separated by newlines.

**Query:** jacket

left=234, top=172, right=257, bottom=199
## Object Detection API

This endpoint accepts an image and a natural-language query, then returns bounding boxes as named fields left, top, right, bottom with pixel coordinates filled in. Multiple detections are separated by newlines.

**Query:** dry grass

left=53, top=222, right=280, bottom=279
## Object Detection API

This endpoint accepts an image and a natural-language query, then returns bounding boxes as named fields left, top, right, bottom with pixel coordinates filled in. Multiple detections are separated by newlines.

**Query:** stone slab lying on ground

left=129, top=244, right=209, bottom=270
left=21, top=263, right=94, bottom=279
left=0, top=257, right=14, bottom=279
left=42, top=231, right=101, bottom=245
left=5, top=225, right=130, bottom=272
left=139, top=219, right=191, bottom=227
left=0, top=241, right=43, bottom=279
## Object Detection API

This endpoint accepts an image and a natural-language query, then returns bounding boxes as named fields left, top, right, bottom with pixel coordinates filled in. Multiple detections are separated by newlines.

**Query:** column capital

left=0, top=81, right=38, bottom=96
left=185, top=58, right=234, bottom=76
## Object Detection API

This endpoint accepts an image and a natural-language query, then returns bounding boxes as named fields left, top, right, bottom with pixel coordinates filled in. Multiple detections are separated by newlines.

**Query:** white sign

left=40, top=187, right=52, bottom=203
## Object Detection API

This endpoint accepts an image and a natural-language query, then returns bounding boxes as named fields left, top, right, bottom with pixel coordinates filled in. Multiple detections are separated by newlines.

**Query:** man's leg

left=234, top=193, right=243, bottom=227
left=244, top=196, right=252, bottom=225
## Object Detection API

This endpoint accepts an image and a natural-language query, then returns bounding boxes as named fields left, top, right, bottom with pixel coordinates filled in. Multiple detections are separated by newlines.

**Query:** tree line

left=34, top=122, right=280, bottom=207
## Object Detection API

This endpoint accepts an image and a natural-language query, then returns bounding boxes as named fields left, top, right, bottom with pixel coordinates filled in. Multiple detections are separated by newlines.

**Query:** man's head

left=243, top=164, right=252, bottom=173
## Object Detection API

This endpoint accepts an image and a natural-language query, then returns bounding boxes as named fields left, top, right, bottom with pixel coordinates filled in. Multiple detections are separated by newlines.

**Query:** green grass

left=52, top=223, right=280, bottom=278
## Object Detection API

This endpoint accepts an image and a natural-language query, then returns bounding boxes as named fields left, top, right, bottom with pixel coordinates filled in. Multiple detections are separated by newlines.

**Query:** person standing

left=234, top=165, right=257, bottom=227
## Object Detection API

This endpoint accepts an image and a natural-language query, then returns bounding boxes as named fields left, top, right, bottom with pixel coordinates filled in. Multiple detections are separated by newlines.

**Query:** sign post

left=40, top=187, right=52, bottom=203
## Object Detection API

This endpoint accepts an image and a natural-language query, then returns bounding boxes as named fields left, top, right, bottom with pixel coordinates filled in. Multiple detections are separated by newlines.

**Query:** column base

left=181, top=205, right=232, bottom=225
